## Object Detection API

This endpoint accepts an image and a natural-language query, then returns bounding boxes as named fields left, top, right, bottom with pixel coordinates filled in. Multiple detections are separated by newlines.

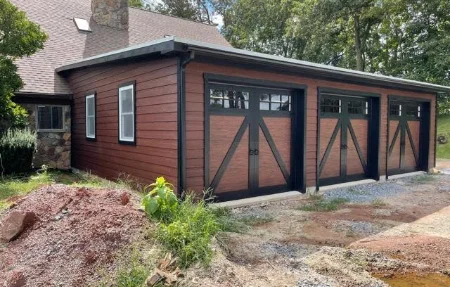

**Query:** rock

left=146, top=273, right=163, bottom=286
left=120, top=192, right=130, bottom=205
left=0, top=211, right=37, bottom=242
left=63, top=133, right=71, bottom=141
left=5, top=270, right=26, bottom=287
left=428, top=168, right=440, bottom=175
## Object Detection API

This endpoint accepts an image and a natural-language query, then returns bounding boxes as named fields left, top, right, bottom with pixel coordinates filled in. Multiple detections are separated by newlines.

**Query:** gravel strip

left=323, top=181, right=409, bottom=204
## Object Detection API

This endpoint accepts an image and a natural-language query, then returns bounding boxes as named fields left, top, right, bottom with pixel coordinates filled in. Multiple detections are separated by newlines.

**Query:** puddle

left=373, top=273, right=450, bottom=287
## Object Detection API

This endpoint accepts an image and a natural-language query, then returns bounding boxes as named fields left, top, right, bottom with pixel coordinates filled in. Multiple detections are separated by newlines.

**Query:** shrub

left=0, top=128, right=36, bottom=175
left=141, top=177, right=178, bottom=223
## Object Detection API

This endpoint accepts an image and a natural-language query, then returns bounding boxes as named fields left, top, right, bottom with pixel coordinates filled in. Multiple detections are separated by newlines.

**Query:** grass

left=371, top=199, right=388, bottom=208
left=237, top=214, right=274, bottom=226
left=299, top=195, right=350, bottom=212
left=437, top=115, right=450, bottom=159
left=410, top=174, right=436, bottom=183
left=0, top=169, right=125, bottom=211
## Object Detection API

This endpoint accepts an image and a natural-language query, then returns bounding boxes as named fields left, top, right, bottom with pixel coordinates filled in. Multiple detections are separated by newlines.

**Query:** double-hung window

left=85, top=94, right=96, bottom=139
left=118, top=83, right=136, bottom=143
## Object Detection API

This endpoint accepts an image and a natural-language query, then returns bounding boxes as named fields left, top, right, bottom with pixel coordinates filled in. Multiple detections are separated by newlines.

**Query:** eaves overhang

left=56, top=36, right=450, bottom=94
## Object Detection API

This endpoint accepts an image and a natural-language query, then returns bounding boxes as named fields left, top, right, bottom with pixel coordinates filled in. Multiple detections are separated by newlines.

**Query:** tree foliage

left=0, top=0, right=47, bottom=132
left=152, top=0, right=217, bottom=24
left=218, top=0, right=450, bottom=113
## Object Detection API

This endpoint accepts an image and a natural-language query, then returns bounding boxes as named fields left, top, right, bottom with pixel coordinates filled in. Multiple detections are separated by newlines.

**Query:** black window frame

left=118, top=81, right=137, bottom=145
left=209, top=84, right=251, bottom=111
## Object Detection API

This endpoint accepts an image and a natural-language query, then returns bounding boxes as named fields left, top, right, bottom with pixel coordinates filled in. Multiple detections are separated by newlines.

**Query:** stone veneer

left=22, top=104, right=71, bottom=170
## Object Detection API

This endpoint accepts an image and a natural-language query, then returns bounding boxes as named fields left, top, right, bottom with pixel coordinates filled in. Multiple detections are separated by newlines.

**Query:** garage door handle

left=341, top=144, right=348, bottom=150
left=254, top=149, right=259, bottom=155
left=249, top=149, right=259, bottom=156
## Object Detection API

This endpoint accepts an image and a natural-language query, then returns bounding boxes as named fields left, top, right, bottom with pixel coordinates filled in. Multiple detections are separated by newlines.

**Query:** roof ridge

left=128, top=6, right=219, bottom=27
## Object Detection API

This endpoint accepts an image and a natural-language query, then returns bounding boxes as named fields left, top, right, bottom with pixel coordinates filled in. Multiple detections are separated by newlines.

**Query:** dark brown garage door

left=205, top=83, right=292, bottom=200
left=388, top=100, right=424, bottom=174
left=318, top=94, right=377, bottom=185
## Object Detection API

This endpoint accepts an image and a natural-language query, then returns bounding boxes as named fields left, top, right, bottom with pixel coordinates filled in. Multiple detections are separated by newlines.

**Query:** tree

left=129, top=0, right=145, bottom=8
left=152, top=0, right=217, bottom=24
left=0, top=0, right=47, bottom=132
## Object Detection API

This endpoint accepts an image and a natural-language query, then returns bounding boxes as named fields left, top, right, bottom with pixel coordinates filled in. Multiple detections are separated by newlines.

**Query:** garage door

left=388, top=100, right=424, bottom=174
left=319, top=95, right=374, bottom=185
left=206, top=83, right=292, bottom=200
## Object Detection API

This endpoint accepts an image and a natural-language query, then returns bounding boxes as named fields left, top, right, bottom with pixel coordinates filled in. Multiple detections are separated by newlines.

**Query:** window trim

left=118, top=81, right=136, bottom=145
left=85, top=92, right=96, bottom=140
left=36, top=105, right=66, bottom=132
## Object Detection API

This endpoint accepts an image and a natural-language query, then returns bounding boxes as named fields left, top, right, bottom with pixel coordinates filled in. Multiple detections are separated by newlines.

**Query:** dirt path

left=185, top=173, right=450, bottom=286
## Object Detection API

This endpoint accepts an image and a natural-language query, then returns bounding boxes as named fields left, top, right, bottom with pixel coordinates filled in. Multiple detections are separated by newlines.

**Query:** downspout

left=177, top=50, right=195, bottom=196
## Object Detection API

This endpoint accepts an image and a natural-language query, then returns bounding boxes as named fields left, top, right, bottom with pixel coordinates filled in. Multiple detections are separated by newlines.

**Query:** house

left=12, top=0, right=450, bottom=201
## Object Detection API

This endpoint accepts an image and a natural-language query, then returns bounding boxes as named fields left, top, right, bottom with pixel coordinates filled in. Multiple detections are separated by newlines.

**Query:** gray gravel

left=323, top=181, right=409, bottom=204
left=332, top=220, right=384, bottom=236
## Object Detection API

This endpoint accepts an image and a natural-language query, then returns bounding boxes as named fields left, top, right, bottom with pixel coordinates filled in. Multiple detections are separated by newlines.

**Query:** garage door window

left=210, top=89, right=249, bottom=109
left=260, top=94, right=291, bottom=111
left=320, top=97, right=341, bottom=114
left=348, top=99, right=369, bottom=115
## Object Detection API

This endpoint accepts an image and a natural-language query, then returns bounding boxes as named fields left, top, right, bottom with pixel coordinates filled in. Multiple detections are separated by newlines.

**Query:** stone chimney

left=91, top=0, right=129, bottom=30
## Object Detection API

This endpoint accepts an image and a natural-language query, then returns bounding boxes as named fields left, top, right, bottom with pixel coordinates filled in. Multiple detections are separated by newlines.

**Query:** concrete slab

left=211, top=191, right=305, bottom=209
left=318, top=179, right=376, bottom=192
left=388, top=171, right=426, bottom=180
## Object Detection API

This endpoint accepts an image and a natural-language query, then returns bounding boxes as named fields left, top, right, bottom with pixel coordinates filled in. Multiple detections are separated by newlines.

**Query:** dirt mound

left=0, top=184, right=148, bottom=286
left=351, top=235, right=450, bottom=272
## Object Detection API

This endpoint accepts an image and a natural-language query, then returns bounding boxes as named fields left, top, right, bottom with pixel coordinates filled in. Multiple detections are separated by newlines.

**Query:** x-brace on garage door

left=204, top=80, right=304, bottom=201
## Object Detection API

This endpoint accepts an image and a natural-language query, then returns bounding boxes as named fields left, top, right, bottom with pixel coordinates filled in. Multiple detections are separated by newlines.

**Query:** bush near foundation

left=0, top=129, right=36, bottom=175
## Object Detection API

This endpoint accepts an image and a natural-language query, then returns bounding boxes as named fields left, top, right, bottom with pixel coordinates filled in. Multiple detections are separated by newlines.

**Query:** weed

left=410, top=174, right=436, bottom=183
left=299, top=197, right=350, bottom=212
left=212, top=207, right=249, bottom=233
left=141, top=177, right=178, bottom=223
left=156, top=195, right=220, bottom=268
left=371, top=199, right=387, bottom=208
left=309, top=193, right=324, bottom=201
left=237, top=214, right=274, bottom=226
left=348, top=188, right=369, bottom=195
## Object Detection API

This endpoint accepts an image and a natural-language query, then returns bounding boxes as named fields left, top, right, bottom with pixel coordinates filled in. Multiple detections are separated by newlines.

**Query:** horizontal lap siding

left=68, top=57, right=179, bottom=187
left=185, top=60, right=436, bottom=191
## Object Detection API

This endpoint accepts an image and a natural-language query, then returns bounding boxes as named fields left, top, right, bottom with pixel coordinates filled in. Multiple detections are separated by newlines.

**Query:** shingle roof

left=11, top=0, right=230, bottom=95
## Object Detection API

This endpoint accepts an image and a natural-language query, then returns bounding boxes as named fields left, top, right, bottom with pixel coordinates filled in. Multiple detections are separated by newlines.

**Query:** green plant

left=299, top=197, right=350, bottom=212
left=141, top=177, right=179, bottom=223
left=0, top=128, right=36, bottom=175
left=212, top=207, right=249, bottom=233
left=156, top=195, right=220, bottom=268
left=237, top=214, right=274, bottom=226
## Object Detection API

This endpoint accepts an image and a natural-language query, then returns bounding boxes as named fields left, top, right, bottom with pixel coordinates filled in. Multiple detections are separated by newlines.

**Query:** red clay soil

left=352, top=235, right=450, bottom=272
left=0, top=184, right=148, bottom=286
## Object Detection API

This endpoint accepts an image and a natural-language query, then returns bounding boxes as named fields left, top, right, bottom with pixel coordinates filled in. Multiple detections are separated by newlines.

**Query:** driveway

left=185, top=170, right=450, bottom=287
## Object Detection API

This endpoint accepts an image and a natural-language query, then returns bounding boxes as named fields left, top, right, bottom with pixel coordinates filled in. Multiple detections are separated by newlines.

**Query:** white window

left=86, top=94, right=96, bottom=139
left=37, top=106, right=64, bottom=131
left=119, top=84, right=135, bottom=143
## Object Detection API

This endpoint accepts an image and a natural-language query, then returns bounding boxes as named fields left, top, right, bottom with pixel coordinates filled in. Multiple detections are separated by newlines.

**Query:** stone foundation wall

left=22, top=104, right=71, bottom=170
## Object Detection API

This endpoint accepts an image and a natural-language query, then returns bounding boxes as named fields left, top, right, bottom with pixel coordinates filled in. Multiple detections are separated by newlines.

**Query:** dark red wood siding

left=68, top=57, right=179, bottom=186
left=185, top=60, right=436, bottom=192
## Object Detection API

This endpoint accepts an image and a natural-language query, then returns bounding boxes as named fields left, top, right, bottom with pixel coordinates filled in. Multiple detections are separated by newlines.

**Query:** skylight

left=74, top=18, right=91, bottom=32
